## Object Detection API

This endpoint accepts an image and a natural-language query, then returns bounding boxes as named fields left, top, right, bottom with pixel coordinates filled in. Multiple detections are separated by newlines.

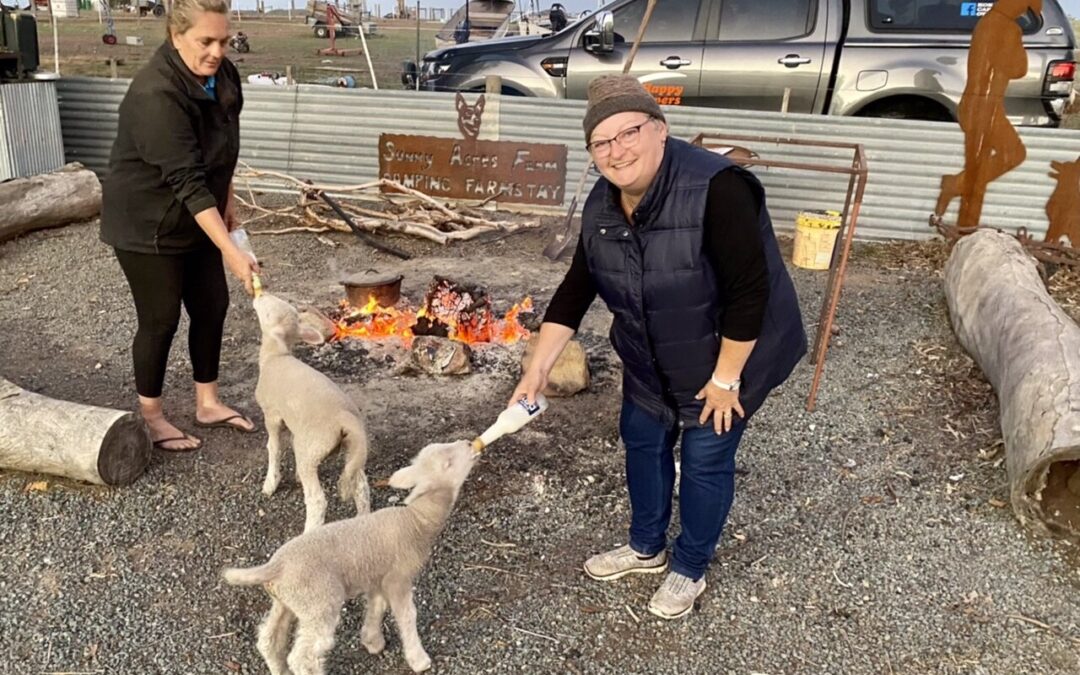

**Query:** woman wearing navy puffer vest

left=511, top=75, right=806, bottom=620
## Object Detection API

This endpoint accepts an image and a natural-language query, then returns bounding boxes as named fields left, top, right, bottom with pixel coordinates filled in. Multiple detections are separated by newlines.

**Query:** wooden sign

left=379, top=134, right=568, bottom=206
left=378, top=93, right=567, bottom=207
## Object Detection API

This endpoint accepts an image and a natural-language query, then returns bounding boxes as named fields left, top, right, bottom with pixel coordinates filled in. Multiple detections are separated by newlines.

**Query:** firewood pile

left=234, top=164, right=541, bottom=246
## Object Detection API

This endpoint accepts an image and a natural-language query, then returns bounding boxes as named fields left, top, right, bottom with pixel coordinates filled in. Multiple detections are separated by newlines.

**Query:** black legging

left=114, top=247, right=229, bottom=398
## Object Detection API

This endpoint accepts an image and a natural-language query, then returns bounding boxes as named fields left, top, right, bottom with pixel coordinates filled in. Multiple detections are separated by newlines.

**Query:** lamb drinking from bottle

left=222, top=440, right=477, bottom=674
left=253, top=292, right=371, bottom=532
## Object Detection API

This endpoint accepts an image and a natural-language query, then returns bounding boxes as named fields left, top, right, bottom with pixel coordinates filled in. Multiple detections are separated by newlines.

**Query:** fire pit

left=332, top=275, right=534, bottom=350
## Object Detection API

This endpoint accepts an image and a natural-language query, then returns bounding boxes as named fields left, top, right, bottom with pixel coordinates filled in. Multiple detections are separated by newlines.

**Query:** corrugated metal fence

left=56, top=76, right=1080, bottom=240
left=0, top=80, right=65, bottom=181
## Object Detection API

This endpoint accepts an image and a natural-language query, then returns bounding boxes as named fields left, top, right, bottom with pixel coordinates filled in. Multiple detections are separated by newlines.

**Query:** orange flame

left=333, top=295, right=533, bottom=348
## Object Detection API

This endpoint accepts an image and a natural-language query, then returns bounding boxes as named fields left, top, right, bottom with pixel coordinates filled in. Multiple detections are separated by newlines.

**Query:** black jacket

left=100, top=43, right=243, bottom=254
left=581, top=138, right=807, bottom=426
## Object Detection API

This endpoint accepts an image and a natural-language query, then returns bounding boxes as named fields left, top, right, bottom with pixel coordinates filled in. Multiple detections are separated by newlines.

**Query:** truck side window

left=717, top=0, right=816, bottom=41
left=867, top=0, right=1041, bottom=33
left=611, top=0, right=703, bottom=43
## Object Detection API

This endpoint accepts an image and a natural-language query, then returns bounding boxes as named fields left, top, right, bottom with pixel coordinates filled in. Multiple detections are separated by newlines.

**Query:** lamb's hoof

left=406, top=650, right=432, bottom=672
left=262, top=478, right=279, bottom=496
left=361, top=634, right=385, bottom=655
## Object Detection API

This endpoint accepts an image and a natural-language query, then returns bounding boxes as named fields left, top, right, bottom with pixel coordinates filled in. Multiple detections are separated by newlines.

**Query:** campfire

left=333, top=276, right=533, bottom=348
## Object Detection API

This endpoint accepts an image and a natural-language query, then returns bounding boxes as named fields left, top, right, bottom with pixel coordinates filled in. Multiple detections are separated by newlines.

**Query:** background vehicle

left=0, top=3, right=37, bottom=79
left=408, top=0, right=1077, bottom=126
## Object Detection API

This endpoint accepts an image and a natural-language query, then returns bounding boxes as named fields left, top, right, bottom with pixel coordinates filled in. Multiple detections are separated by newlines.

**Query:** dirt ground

left=1, top=199, right=1080, bottom=673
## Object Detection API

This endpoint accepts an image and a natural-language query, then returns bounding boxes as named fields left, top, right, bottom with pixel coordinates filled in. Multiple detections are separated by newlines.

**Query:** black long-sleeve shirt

left=543, top=170, right=769, bottom=341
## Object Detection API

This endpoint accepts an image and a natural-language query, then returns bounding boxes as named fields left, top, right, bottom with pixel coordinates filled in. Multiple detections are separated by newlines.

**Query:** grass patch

left=35, top=14, right=440, bottom=87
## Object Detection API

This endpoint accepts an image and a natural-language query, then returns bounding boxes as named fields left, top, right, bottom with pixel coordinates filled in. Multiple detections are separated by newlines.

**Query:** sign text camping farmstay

left=377, top=94, right=568, bottom=207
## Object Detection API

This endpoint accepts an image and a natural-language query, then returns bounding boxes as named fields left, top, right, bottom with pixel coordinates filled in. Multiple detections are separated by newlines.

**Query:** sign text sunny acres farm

left=378, top=134, right=568, bottom=206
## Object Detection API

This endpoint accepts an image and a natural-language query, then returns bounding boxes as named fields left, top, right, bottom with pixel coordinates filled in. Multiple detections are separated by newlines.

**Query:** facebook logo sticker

left=961, top=2, right=978, bottom=15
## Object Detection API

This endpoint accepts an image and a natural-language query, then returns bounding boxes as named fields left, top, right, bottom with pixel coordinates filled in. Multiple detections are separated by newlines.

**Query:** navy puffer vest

left=581, top=138, right=806, bottom=427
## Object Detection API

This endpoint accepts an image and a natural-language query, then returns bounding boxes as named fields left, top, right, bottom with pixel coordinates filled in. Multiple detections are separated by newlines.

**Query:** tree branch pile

left=234, top=165, right=540, bottom=245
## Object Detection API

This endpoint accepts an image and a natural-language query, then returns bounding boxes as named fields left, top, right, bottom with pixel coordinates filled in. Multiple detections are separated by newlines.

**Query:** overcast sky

left=235, top=0, right=1079, bottom=19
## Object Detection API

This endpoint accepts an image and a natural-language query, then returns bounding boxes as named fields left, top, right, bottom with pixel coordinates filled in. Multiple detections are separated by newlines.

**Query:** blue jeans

left=620, top=398, right=746, bottom=581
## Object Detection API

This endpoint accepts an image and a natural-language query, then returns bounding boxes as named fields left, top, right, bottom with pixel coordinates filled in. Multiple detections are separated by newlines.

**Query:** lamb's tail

left=337, top=412, right=371, bottom=515
left=221, top=558, right=283, bottom=587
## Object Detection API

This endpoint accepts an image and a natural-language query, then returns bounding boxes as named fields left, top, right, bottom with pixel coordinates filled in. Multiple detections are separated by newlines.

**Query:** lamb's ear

left=388, top=464, right=420, bottom=490
left=297, top=323, right=325, bottom=345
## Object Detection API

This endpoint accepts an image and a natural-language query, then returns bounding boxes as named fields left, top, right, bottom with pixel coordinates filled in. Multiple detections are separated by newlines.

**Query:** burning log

left=0, top=378, right=152, bottom=486
left=415, top=277, right=494, bottom=343
left=944, top=229, right=1080, bottom=539
left=0, top=163, right=102, bottom=244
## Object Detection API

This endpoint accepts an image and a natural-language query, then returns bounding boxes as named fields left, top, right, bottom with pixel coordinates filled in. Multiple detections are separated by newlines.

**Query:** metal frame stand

left=690, top=133, right=869, bottom=412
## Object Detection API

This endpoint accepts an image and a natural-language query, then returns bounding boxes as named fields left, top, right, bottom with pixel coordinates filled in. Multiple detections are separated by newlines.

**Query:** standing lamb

left=253, top=293, right=370, bottom=531
left=222, top=440, right=477, bottom=674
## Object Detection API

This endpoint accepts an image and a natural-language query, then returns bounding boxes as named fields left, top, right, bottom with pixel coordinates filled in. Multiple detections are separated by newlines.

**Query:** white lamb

left=253, top=293, right=370, bottom=532
left=222, top=440, right=477, bottom=674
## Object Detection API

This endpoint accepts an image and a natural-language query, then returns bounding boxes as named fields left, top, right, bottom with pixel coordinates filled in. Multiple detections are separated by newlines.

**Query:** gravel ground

left=1, top=213, right=1079, bottom=675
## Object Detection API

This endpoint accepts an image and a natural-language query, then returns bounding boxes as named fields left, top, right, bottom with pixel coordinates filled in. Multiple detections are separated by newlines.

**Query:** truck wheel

left=856, top=97, right=952, bottom=123
left=152, top=3, right=164, bottom=16
left=314, top=25, right=329, bottom=38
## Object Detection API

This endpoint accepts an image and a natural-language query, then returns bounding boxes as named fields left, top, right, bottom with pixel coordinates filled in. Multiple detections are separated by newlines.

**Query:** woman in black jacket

left=511, top=75, right=806, bottom=620
left=101, top=0, right=257, bottom=452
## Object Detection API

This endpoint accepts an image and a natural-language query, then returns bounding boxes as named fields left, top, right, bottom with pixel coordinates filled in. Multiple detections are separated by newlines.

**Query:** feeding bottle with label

left=472, top=393, right=549, bottom=453
left=229, top=228, right=263, bottom=297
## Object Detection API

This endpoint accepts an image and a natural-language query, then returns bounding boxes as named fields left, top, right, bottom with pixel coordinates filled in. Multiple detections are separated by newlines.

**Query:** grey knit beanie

left=582, top=74, right=665, bottom=143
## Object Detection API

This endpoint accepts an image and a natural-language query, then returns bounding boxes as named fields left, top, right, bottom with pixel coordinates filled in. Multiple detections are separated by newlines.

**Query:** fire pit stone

left=521, top=335, right=590, bottom=397
left=411, top=335, right=472, bottom=376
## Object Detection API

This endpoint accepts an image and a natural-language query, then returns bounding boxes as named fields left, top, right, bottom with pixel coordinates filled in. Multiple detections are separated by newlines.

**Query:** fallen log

left=0, top=163, right=102, bottom=243
left=0, top=378, right=151, bottom=486
left=944, top=229, right=1080, bottom=539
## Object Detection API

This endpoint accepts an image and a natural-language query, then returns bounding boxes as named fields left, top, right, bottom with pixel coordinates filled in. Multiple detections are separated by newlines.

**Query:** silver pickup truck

left=407, top=0, right=1077, bottom=126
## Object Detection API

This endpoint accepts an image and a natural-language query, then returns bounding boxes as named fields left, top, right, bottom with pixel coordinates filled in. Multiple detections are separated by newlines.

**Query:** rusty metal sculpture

left=934, top=0, right=1041, bottom=228
left=455, top=92, right=485, bottom=141
left=1045, top=157, right=1080, bottom=247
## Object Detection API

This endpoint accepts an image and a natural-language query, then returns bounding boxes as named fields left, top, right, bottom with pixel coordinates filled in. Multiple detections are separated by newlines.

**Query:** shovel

left=542, top=161, right=592, bottom=261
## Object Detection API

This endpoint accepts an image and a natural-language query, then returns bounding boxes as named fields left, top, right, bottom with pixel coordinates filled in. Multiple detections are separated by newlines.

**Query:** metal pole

left=357, top=12, right=377, bottom=88
left=48, top=0, right=59, bottom=75
left=415, top=0, right=420, bottom=90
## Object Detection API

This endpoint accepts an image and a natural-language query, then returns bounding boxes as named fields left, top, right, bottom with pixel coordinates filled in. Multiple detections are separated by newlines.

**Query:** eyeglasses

left=586, top=117, right=654, bottom=158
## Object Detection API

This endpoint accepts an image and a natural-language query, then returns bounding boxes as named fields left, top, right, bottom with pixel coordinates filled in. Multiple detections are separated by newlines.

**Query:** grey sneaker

left=583, top=544, right=668, bottom=581
left=647, top=571, right=706, bottom=619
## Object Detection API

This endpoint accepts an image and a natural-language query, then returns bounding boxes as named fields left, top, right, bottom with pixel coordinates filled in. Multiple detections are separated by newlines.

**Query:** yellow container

left=792, top=210, right=841, bottom=270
